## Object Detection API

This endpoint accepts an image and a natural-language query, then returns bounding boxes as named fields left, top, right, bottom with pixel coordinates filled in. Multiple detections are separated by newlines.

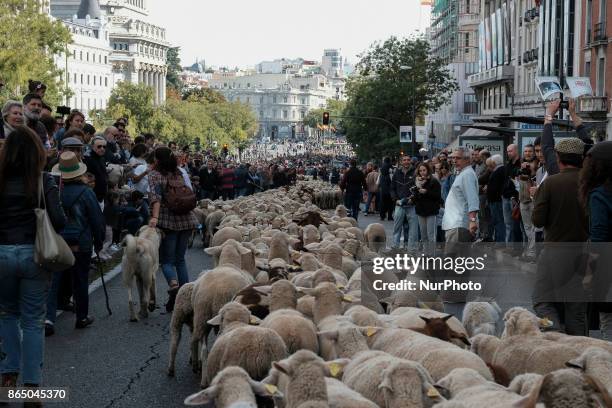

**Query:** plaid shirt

left=148, top=170, right=198, bottom=231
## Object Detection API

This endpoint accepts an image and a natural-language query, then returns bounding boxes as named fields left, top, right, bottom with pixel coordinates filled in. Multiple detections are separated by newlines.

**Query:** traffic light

left=222, top=143, right=228, bottom=156
left=322, top=111, right=330, bottom=125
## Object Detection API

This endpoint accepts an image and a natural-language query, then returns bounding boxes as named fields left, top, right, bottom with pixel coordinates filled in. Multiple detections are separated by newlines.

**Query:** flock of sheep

left=163, top=180, right=612, bottom=408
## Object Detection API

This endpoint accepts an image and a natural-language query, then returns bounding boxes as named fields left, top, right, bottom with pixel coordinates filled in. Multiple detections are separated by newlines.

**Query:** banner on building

left=535, top=76, right=563, bottom=101
left=479, top=21, right=486, bottom=71
left=496, top=8, right=504, bottom=66
left=509, top=0, right=515, bottom=63
left=490, top=12, right=497, bottom=67
left=502, top=2, right=510, bottom=64
left=460, top=136, right=506, bottom=156
left=566, top=77, right=594, bottom=98
left=485, top=17, right=492, bottom=70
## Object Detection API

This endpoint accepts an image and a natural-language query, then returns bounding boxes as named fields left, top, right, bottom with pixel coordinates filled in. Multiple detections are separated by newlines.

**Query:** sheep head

left=317, top=327, right=377, bottom=359
left=417, top=315, right=471, bottom=346
left=381, top=360, right=443, bottom=407
left=207, top=302, right=260, bottom=333
left=434, top=368, right=489, bottom=399
left=501, top=307, right=543, bottom=338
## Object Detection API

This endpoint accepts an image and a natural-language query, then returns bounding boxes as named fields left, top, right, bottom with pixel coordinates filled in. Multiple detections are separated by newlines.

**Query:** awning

left=460, top=123, right=501, bottom=137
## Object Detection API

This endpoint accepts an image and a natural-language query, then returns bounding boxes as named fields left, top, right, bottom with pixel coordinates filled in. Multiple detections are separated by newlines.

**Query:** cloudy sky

left=148, top=0, right=430, bottom=69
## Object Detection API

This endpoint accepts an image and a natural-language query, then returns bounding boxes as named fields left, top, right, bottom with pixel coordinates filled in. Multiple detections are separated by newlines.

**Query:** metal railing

left=594, top=22, right=607, bottom=42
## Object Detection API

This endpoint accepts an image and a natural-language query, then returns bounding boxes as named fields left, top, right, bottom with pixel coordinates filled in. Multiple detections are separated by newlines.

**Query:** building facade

left=426, top=0, right=481, bottom=144
left=321, top=49, right=344, bottom=78
left=209, top=73, right=334, bottom=139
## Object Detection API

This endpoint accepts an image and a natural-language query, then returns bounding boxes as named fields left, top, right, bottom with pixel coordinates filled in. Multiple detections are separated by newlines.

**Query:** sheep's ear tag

left=427, top=387, right=440, bottom=398
left=328, top=362, right=342, bottom=378
left=539, top=317, right=553, bottom=328
left=336, top=284, right=345, bottom=290
left=366, top=327, right=377, bottom=337
left=343, top=295, right=353, bottom=302
left=264, top=384, right=278, bottom=395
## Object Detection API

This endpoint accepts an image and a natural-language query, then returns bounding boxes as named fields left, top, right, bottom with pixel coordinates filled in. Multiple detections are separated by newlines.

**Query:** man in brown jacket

left=532, top=137, right=588, bottom=335
left=365, top=164, right=379, bottom=215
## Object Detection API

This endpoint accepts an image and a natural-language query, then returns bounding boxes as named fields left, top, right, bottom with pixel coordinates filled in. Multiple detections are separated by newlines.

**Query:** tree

left=0, top=0, right=72, bottom=106
left=106, top=82, right=155, bottom=132
left=343, top=36, right=458, bottom=159
left=182, top=87, right=226, bottom=104
left=166, top=47, right=183, bottom=93
left=304, top=99, right=346, bottom=129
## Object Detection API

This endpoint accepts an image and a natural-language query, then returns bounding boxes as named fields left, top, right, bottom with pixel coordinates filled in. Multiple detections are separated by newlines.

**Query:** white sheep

left=461, top=301, right=502, bottom=337
left=204, top=302, right=287, bottom=387
left=167, top=282, right=195, bottom=377
left=184, top=366, right=282, bottom=407
left=363, top=223, right=386, bottom=252
left=434, top=368, right=522, bottom=407
left=325, top=377, right=378, bottom=408
left=566, top=347, right=612, bottom=396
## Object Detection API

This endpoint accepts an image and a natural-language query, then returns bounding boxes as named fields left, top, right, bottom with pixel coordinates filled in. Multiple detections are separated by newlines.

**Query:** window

left=105, top=56, right=107, bottom=64
left=74, top=73, right=77, bottom=83
left=80, top=74, right=83, bottom=84
left=283, top=96, right=288, bottom=103
left=260, top=96, right=264, bottom=104
left=246, top=97, right=250, bottom=103
left=463, top=94, right=479, bottom=114
left=597, top=57, right=605, bottom=96
left=300, top=111, right=305, bottom=119
left=260, top=111, right=264, bottom=118
left=94, top=76, right=96, bottom=86
left=585, top=60, right=591, bottom=77
left=300, top=97, right=306, bottom=104
left=292, top=110, right=296, bottom=119
left=105, top=77, right=108, bottom=87
left=273, top=110, right=277, bottom=118
left=273, top=96, right=277, bottom=103
left=283, top=110, right=288, bottom=119
left=80, top=51, right=83, bottom=60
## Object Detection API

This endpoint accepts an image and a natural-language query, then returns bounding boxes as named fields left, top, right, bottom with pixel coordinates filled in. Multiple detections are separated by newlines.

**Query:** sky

left=147, top=0, right=431, bottom=69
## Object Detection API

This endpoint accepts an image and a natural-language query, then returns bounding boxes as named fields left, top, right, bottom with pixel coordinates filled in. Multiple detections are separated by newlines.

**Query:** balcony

left=576, top=96, right=609, bottom=115
left=468, top=65, right=515, bottom=87
left=593, top=22, right=607, bottom=43
left=457, top=13, right=480, bottom=27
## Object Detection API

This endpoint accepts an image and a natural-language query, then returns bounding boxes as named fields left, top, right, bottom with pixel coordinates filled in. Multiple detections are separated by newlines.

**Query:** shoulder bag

left=34, top=176, right=75, bottom=272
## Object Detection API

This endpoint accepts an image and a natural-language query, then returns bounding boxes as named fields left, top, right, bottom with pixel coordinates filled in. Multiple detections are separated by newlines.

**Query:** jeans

left=344, top=191, right=362, bottom=221
left=520, top=202, right=536, bottom=258
left=418, top=215, right=437, bottom=255
left=365, top=191, right=379, bottom=213
left=236, top=187, right=248, bottom=197
left=600, top=312, right=612, bottom=341
left=393, top=205, right=418, bottom=250
left=502, top=197, right=514, bottom=243
left=47, top=252, right=91, bottom=323
left=489, top=201, right=506, bottom=243
left=160, top=229, right=191, bottom=286
left=0, top=245, right=49, bottom=385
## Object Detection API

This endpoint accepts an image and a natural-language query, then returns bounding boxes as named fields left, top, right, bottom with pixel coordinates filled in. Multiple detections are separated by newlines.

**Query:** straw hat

left=52, top=151, right=87, bottom=180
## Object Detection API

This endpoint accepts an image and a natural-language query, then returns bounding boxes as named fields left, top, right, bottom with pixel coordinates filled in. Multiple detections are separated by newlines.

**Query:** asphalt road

left=39, top=242, right=211, bottom=408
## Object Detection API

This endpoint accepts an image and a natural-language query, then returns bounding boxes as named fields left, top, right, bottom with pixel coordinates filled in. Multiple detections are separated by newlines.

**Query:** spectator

left=330, top=166, right=340, bottom=185
left=486, top=155, right=506, bottom=243
left=390, top=155, right=418, bottom=250
left=477, top=149, right=492, bottom=241
left=46, top=152, right=104, bottom=334
left=54, top=110, right=85, bottom=149
left=503, top=144, right=521, bottom=246
left=144, top=133, right=156, bottom=150
left=220, top=163, right=236, bottom=200
left=28, top=79, right=47, bottom=98
left=234, top=163, right=249, bottom=197
left=246, top=165, right=263, bottom=194
left=413, top=162, right=441, bottom=255
left=532, top=138, right=588, bottom=335
left=579, top=141, right=612, bottom=340
left=130, top=146, right=153, bottom=196
left=364, top=164, right=379, bottom=215
left=103, top=126, right=124, bottom=164
left=518, top=150, right=538, bottom=261
left=84, top=136, right=109, bottom=204
left=378, top=157, right=394, bottom=221
left=340, top=159, right=367, bottom=221
left=2, top=101, right=24, bottom=137
left=148, top=147, right=198, bottom=312
left=273, top=165, right=288, bottom=188
left=82, top=123, right=96, bottom=145
left=0, top=126, right=66, bottom=390
left=199, top=160, right=220, bottom=199
left=22, top=93, right=49, bottom=148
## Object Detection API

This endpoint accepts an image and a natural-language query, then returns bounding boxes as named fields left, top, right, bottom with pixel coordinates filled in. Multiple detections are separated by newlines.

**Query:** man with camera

left=390, top=155, right=418, bottom=251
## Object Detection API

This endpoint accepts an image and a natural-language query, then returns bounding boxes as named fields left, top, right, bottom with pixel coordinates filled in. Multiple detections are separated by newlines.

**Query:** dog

left=121, top=225, right=162, bottom=322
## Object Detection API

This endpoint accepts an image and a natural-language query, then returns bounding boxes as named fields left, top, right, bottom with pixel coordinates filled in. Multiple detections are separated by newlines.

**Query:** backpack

left=164, top=173, right=196, bottom=215
left=62, top=187, right=88, bottom=247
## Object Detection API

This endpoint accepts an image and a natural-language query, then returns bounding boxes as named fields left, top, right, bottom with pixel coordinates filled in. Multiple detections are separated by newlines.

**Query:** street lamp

left=399, top=65, right=417, bottom=158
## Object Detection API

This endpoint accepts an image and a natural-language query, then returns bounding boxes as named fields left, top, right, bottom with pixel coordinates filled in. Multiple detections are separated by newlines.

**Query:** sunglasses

left=95, top=145, right=107, bottom=149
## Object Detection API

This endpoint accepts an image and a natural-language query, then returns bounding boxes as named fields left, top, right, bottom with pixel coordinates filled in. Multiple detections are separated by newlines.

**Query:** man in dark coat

left=340, top=159, right=367, bottom=221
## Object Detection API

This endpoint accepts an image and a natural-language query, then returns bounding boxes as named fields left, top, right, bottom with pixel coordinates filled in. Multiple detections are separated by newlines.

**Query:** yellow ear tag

left=427, top=387, right=440, bottom=398
left=250, top=316, right=259, bottom=324
left=329, top=362, right=342, bottom=378
left=539, top=318, right=553, bottom=328
left=343, top=295, right=353, bottom=302
left=336, top=284, right=345, bottom=290
left=264, top=384, right=278, bottom=395
left=366, top=327, right=377, bottom=337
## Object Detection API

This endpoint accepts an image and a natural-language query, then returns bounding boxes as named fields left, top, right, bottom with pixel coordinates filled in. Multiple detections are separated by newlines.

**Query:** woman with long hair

left=54, top=110, right=85, bottom=149
left=148, top=147, right=198, bottom=312
left=579, top=141, right=612, bottom=340
left=413, top=162, right=441, bottom=255
left=0, top=126, right=66, bottom=390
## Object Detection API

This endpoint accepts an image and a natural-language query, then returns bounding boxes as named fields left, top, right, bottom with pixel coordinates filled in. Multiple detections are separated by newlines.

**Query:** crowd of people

left=0, top=77, right=611, bottom=396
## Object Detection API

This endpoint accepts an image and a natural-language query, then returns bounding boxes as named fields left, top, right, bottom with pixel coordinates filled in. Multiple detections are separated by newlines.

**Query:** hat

left=52, top=151, right=87, bottom=180
left=61, top=137, right=84, bottom=148
left=555, top=138, right=584, bottom=155
left=587, top=141, right=612, bottom=160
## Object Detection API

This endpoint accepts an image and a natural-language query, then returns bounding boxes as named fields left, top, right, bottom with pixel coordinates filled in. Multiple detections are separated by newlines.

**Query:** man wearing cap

left=532, top=137, right=589, bottom=336
left=47, top=152, right=105, bottom=333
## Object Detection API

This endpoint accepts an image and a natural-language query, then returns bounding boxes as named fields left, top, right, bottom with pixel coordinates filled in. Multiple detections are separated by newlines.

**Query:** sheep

left=265, top=350, right=330, bottom=408
left=167, top=282, right=195, bottom=377
left=368, top=328, right=493, bottom=381
left=434, top=368, right=522, bottom=407
left=363, top=223, right=386, bottom=252
left=184, top=366, right=282, bottom=407
left=325, top=378, right=379, bottom=408
left=296, top=253, right=323, bottom=272
left=388, top=308, right=469, bottom=347
left=268, top=231, right=299, bottom=263
left=303, top=224, right=321, bottom=246
left=511, top=368, right=612, bottom=408
left=469, top=334, right=502, bottom=368
left=565, top=347, right=612, bottom=396
left=344, top=305, right=387, bottom=328
left=408, top=315, right=471, bottom=347
left=257, top=281, right=319, bottom=354
left=500, top=306, right=548, bottom=338
left=297, top=295, right=315, bottom=320
left=541, top=331, right=612, bottom=354
left=507, top=373, right=543, bottom=396
left=380, top=289, right=444, bottom=313
left=461, top=301, right=501, bottom=337
left=211, top=226, right=243, bottom=249
left=206, top=239, right=252, bottom=271
left=204, top=302, right=287, bottom=387
left=335, top=205, right=348, bottom=218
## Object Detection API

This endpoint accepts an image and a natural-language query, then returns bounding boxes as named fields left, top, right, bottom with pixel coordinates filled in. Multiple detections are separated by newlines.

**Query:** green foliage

left=182, top=87, right=226, bottom=104
left=106, top=82, right=155, bottom=132
left=344, top=36, right=458, bottom=159
left=166, top=47, right=183, bottom=93
left=304, top=99, right=346, bottom=129
left=0, top=0, right=72, bottom=107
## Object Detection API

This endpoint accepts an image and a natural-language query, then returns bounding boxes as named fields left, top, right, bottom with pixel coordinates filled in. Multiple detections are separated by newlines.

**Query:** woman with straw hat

left=45, top=152, right=105, bottom=335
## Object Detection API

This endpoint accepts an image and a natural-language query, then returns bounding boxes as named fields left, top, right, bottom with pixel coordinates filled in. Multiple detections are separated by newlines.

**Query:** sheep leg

left=136, top=276, right=148, bottom=320
left=127, top=280, right=138, bottom=322
left=167, top=307, right=184, bottom=377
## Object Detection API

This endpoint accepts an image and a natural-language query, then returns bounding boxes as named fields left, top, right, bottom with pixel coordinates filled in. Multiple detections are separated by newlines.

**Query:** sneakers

left=75, top=316, right=94, bottom=329
left=45, top=320, right=55, bottom=337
